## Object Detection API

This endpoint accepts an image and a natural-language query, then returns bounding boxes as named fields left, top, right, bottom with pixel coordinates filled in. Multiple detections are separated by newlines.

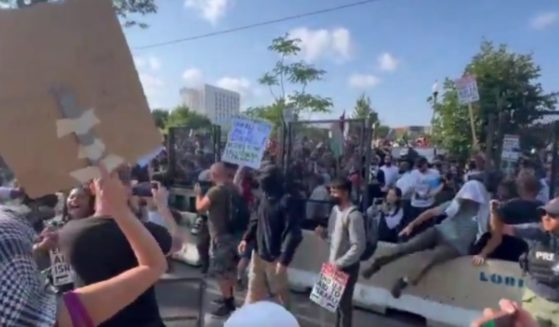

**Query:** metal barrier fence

left=156, top=276, right=207, bottom=327
left=167, top=125, right=221, bottom=186
left=283, top=118, right=373, bottom=209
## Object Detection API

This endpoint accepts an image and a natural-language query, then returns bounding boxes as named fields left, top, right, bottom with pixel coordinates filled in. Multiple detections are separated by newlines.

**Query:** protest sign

left=222, top=117, right=272, bottom=169
left=310, top=263, right=349, bottom=312
left=455, top=75, right=480, bottom=146
left=49, top=248, right=73, bottom=287
left=501, top=134, right=520, bottom=161
left=455, top=75, right=480, bottom=105
left=0, top=0, right=161, bottom=197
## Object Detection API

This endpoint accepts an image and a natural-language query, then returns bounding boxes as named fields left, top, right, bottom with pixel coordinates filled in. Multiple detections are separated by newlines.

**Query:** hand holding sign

left=310, top=263, right=349, bottom=312
left=94, top=165, right=129, bottom=217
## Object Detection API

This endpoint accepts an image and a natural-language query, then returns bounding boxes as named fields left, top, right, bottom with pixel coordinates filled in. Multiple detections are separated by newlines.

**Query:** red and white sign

left=310, top=263, right=349, bottom=312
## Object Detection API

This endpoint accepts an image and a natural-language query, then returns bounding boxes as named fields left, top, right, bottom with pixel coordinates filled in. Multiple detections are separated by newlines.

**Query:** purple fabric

left=62, top=292, right=94, bottom=327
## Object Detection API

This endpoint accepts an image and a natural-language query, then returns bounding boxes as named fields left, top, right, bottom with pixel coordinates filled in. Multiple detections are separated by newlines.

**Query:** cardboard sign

left=310, top=263, right=349, bottom=312
left=455, top=75, right=480, bottom=105
left=49, top=248, right=73, bottom=287
left=0, top=0, right=161, bottom=197
left=222, top=117, right=272, bottom=169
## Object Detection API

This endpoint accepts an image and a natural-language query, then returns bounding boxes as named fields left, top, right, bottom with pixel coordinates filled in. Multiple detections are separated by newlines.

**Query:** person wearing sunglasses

left=487, top=197, right=559, bottom=327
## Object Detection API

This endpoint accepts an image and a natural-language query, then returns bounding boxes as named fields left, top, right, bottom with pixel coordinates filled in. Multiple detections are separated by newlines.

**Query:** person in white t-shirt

left=380, top=155, right=399, bottom=191
left=407, top=157, right=442, bottom=234
left=306, top=175, right=331, bottom=221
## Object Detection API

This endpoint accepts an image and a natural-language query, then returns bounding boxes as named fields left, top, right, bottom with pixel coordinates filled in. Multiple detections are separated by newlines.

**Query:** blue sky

left=126, top=0, right=559, bottom=127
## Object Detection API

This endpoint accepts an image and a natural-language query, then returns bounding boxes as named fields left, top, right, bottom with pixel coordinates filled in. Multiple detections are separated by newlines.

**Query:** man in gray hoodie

left=315, top=178, right=366, bottom=327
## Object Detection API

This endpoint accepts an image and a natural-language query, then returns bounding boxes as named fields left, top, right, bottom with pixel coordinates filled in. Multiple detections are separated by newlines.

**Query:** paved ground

left=156, top=261, right=424, bottom=327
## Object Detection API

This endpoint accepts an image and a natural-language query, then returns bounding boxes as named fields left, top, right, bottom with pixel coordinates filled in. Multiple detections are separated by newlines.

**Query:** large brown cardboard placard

left=0, top=0, right=162, bottom=197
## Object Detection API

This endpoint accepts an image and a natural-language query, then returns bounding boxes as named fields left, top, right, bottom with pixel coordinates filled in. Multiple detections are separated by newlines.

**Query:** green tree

left=165, top=105, right=212, bottom=131
left=352, top=94, right=378, bottom=123
left=432, top=41, right=557, bottom=161
left=151, top=109, right=169, bottom=129
left=247, top=34, right=333, bottom=128
left=5, top=0, right=157, bottom=28
left=352, top=94, right=391, bottom=139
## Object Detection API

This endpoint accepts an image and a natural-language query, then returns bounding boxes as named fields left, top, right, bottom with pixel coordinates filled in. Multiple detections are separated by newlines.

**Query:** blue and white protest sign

left=222, top=117, right=272, bottom=169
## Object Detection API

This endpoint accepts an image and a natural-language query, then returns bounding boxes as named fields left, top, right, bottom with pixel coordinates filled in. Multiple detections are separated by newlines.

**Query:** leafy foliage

left=248, top=34, right=333, bottom=128
left=352, top=93, right=391, bottom=139
left=152, top=105, right=212, bottom=132
left=165, top=105, right=212, bottom=130
left=4, top=0, right=157, bottom=28
left=432, top=41, right=557, bottom=161
left=151, top=109, right=169, bottom=129
left=352, top=94, right=378, bottom=123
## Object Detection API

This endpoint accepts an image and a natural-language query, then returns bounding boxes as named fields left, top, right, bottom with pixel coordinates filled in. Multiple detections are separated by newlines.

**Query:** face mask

left=330, top=196, right=342, bottom=205
left=398, top=169, right=406, bottom=174
left=385, top=162, right=392, bottom=167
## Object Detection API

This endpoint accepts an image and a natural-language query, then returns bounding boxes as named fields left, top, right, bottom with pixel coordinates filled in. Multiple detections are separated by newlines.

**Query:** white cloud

left=377, top=52, right=399, bottom=72
left=134, top=55, right=162, bottom=71
left=289, top=27, right=353, bottom=62
left=216, top=76, right=253, bottom=99
left=182, top=68, right=204, bottom=87
left=331, top=28, right=352, bottom=59
left=185, top=0, right=231, bottom=25
left=134, top=55, right=165, bottom=108
left=348, top=74, right=381, bottom=89
left=139, top=73, right=165, bottom=108
left=530, top=12, right=558, bottom=30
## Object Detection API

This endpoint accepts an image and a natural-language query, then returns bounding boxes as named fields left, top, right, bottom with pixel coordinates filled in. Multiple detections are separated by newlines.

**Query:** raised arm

left=473, top=200, right=503, bottom=266
left=56, top=166, right=167, bottom=327
left=152, top=183, right=183, bottom=253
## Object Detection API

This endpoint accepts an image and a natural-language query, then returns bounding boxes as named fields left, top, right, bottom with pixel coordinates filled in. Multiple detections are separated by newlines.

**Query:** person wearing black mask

left=238, top=165, right=302, bottom=307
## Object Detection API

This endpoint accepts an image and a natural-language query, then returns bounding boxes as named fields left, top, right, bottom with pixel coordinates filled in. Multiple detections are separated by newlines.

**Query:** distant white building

left=180, top=84, right=240, bottom=128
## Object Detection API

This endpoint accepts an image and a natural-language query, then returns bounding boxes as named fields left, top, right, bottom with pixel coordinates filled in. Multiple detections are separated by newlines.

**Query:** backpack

left=344, top=206, right=378, bottom=261
left=228, top=188, right=250, bottom=236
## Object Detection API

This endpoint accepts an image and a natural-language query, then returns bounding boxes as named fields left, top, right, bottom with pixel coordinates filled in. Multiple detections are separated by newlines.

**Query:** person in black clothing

left=238, top=164, right=303, bottom=307
left=472, top=172, right=541, bottom=265
left=376, top=187, right=405, bottom=243
left=58, top=166, right=172, bottom=327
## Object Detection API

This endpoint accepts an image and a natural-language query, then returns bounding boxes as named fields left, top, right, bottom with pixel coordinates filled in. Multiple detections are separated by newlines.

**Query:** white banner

left=310, top=263, right=349, bottom=312
left=222, top=117, right=272, bottom=169
left=455, top=75, right=480, bottom=105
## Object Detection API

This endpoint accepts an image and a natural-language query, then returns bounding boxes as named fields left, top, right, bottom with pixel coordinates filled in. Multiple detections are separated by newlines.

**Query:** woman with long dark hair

left=377, top=187, right=405, bottom=243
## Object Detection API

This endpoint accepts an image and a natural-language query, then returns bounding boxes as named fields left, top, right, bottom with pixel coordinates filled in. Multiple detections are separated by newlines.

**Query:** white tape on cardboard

left=69, top=154, right=125, bottom=183
left=77, top=138, right=106, bottom=161
left=56, top=109, right=100, bottom=138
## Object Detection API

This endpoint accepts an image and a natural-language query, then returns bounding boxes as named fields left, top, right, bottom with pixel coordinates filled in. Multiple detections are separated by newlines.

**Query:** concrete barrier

left=169, top=203, right=523, bottom=327
left=171, top=211, right=201, bottom=266
left=288, top=230, right=524, bottom=327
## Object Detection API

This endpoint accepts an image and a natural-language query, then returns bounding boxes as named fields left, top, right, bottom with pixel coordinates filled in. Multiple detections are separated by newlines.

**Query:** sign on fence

left=49, top=248, right=73, bottom=287
left=222, top=117, right=272, bottom=169
left=455, top=75, right=480, bottom=105
left=310, top=263, right=349, bottom=312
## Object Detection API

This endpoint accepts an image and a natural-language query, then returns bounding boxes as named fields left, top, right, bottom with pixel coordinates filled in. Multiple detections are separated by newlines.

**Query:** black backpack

left=345, top=206, right=378, bottom=261
left=228, top=189, right=250, bottom=235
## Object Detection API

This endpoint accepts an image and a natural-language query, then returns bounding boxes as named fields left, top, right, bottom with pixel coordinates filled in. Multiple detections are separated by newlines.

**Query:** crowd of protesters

left=0, top=137, right=557, bottom=327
